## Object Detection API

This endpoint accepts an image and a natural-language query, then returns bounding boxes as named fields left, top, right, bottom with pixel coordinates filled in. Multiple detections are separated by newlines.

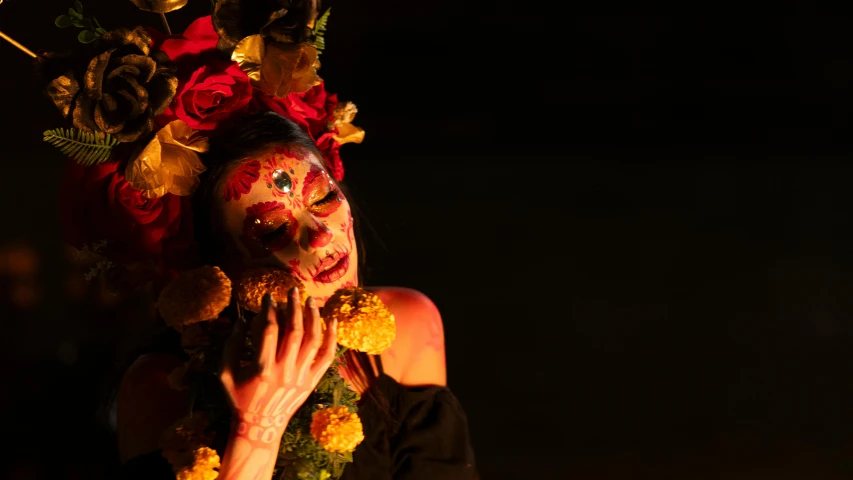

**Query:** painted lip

left=312, top=250, right=349, bottom=283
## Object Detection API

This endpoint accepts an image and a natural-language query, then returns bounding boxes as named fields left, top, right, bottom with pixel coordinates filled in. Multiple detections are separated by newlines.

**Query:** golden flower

left=213, top=0, right=318, bottom=51
left=321, top=287, right=396, bottom=355
left=234, top=267, right=306, bottom=313
left=332, top=101, right=365, bottom=146
left=232, top=36, right=321, bottom=98
left=175, top=447, right=221, bottom=480
left=310, top=406, right=365, bottom=453
left=46, top=27, right=178, bottom=142
left=125, top=120, right=209, bottom=198
left=129, top=0, right=188, bottom=13
left=157, top=266, right=232, bottom=328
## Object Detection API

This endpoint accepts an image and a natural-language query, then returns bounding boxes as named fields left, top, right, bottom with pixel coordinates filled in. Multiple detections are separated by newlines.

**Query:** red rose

left=59, top=160, right=191, bottom=265
left=159, top=61, right=253, bottom=130
left=156, top=16, right=251, bottom=131
left=314, top=131, right=344, bottom=181
left=250, top=82, right=338, bottom=139
left=156, top=16, right=220, bottom=70
left=251, top=82, right=345, bottom=179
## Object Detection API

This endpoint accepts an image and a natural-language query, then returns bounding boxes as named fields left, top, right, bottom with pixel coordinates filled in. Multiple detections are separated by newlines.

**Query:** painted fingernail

left=307, top=296, right=316, bottom=308
left=291, top=286, right=299, bottom=298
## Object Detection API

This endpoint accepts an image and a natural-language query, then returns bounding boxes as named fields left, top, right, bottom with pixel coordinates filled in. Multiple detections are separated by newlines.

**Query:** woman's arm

left=370, top=287, right=447, bottom=387
left=217, top=289, right=338, bottom=479
left=118, top=288, right=337, bottom=479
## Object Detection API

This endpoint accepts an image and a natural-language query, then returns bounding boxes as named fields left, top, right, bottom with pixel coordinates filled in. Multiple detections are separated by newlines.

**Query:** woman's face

left=215, top=146, right=358, bottom=304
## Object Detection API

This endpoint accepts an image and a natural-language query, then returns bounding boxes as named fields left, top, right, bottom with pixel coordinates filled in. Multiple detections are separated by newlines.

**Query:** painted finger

left=310, top=318, right=338, bottom=386
left=250, top=293, right=278, bottom=373
left=220, top=316, right=247, bottom=404
left=278, top=286, right=304, bottom=382
left=296, top=297, right=323, bottom=384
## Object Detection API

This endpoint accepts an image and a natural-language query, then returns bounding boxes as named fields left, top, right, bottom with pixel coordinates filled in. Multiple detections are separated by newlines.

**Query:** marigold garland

left=321, top=287, right=396, bottom=355
left=234, top=266, right=307, bottom=312
left=157, top=266, right=232, bottom=328
left=175, top=447, right=221, bottom=480
left=310, top=406, right=365, bottom=453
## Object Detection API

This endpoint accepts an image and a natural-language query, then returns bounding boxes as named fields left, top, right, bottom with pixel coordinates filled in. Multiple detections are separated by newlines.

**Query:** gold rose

left=125, top=120, right=209, bottom=198
left=231, top=35, right=322, bottom=98
left=332, top=102, right=365, bottom=146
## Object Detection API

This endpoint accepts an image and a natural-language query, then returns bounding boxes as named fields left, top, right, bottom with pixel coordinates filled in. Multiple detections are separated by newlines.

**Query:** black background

left=2, top=2, right=853, bottom=479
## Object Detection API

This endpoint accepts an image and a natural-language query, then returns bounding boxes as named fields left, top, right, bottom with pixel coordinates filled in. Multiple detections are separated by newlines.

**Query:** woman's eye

left=314, top=189, right=338, bottom=205
left=260, top=223, right=289, bottom=244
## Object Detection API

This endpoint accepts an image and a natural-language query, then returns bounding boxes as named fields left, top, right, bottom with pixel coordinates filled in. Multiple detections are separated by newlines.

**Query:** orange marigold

left=234, top=267, right=306, bottom=312
left=175, top=446, right=220, bottom=480
left=321, top=287, right=396, bottom=355
left=158, top=266, right=232, bottom=328
left=310, top=406, right=365, bottom=453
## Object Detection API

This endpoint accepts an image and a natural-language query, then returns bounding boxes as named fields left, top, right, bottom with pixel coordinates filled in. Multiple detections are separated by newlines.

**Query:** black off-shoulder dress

left=119, top=356, right=477, bottom=480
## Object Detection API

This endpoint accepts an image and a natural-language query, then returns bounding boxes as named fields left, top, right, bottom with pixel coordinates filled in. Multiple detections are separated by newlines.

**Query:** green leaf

left=68, top=7, right=82, bottom=19
left=74, top=1, right=83, bottom=13
left=93, top=17, right=103, bottom=30
left=313, top=8, right=331, bottom=36
left=55, top=15, right=74, bottom=28
left=313, top=8, right=331, bottom=55
left=78, top=29, right=100, bottom=43
left=43, top=127, right=118, bottom=166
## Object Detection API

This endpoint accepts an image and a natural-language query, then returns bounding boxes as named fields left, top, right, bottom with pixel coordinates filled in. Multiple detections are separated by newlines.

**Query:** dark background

left=2, top=2, right=853, bottom=479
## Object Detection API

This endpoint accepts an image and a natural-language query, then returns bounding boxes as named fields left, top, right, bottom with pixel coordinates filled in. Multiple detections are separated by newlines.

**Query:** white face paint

left=217, top=147, right=358, bottom=305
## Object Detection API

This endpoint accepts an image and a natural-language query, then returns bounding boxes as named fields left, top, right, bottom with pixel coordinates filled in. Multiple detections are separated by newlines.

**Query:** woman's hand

left=220, top=286, right=338, bottom=447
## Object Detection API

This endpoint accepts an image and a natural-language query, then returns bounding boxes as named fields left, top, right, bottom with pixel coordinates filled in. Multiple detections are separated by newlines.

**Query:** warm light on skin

left=217, top=148, right=358, bottom=305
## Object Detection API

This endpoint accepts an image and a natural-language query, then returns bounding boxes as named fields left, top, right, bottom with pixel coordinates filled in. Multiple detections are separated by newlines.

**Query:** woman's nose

left=300, top=218, right=334, bottom=250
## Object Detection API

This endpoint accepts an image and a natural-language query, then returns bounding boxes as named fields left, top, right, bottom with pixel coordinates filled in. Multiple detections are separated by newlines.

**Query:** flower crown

left=23, top=0, right=364, bottom=281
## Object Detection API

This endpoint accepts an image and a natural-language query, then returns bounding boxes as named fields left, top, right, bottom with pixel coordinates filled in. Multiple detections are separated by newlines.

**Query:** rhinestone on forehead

left=272, top=169, right=292, bottom=193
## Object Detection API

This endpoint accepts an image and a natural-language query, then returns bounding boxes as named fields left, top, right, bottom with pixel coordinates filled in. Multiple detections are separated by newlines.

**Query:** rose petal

left=84, top=49, right=115, bottom=100
left=94, top=93, right=127, bottom=134
left=119, top=75, right=150, bottom=113
left=119, top=54, right=157, bottom=82
left=47, top=73, right=79, bottom=118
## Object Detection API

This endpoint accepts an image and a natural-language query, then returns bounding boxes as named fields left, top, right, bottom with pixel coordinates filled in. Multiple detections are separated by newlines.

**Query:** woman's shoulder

left=116, top=352, right=191, bottom=462
left=366, top=287, right=447, bottom=387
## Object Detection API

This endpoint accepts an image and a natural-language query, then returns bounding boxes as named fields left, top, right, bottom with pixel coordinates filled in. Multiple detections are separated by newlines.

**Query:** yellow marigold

left=175, top=446, right=220, bottom=480
left=234, top=267, right=306, bottom=313
left=310, top=406, right=365, bottom=453
left=321, top=287, right=396, bottom=355
left=158, top=266, right=232, bottom=328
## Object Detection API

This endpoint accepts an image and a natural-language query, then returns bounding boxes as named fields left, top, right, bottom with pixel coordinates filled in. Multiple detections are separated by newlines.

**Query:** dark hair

left=193, top=111, right=384, bottom=404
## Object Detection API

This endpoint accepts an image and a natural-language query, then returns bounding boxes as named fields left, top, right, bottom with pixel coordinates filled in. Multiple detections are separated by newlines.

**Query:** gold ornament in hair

left=125, top=120, right=209, bottom=198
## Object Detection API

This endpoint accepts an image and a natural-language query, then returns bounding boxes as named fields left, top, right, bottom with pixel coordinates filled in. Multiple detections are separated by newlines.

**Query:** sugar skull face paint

left=217, top=148, right=358, bottom=303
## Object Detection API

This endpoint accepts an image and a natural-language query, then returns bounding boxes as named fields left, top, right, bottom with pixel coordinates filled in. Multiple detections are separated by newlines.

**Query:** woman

left=115, top=112, right=477, bottom=479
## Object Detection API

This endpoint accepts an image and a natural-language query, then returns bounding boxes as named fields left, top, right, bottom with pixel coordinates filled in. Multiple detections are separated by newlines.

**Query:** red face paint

left=302, top=165, right=342, bottom=218
left=306, top=218, right=334, bottom=249
left=240, top=201, right=298, bottom=258
left=223, top=160, right=262, bottom=202
left=285, top=258, right=309, bottom=281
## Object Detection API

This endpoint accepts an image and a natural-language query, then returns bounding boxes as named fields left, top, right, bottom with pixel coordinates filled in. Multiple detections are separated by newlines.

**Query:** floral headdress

left=2, top=2, right=393, bottom=479
left=17, top=0, right=364, bottom=282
